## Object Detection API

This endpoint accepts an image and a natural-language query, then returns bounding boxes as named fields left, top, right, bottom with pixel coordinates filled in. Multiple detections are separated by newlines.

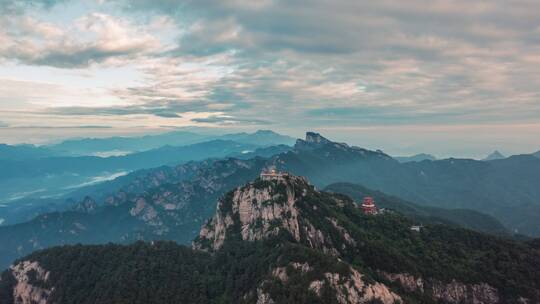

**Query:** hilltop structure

left=361, top=197, right=378, bottom=215
left=260, top=168, right=289, bottom=181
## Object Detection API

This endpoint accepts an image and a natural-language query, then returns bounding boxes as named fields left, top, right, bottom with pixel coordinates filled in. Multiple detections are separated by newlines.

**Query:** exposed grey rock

left=382, top=272, right=503, bottom=304
left=255, top=287, right=275, bottom=304
left=273, top=262, right=402, bottom=304
left=195, top=175, right=310, bottom=251
left=10, top=261, right=52, bottom=304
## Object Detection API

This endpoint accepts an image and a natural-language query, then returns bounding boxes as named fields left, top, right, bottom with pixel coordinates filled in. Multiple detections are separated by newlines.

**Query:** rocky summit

left=1, top=173, right=539, bottom=304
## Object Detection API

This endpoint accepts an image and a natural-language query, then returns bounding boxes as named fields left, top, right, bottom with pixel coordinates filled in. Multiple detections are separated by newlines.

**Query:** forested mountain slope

left=1, top=174, right=538, bottom=304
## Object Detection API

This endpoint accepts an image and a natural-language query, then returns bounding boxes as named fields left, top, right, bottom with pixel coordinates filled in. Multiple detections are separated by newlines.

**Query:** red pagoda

left=361, top=197, right=378, bottom=215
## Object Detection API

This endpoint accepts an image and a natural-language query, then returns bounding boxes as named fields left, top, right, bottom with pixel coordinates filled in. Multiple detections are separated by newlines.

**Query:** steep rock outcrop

left=194, top=174, right=345, bottom=254
left=10, top=261, right=52, bottom=304
left=274, top=262, right=402, bottom=304
left=382, top=272, right=503, bottom=304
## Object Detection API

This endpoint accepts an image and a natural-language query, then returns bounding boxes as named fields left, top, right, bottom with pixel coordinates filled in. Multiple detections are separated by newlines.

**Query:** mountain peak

left=483, top=150, right=506, bottom=161
left=193, top=172, right=354, bottom=255
left=305, top=132, right=332, bottom=144
left=254, top=129, right=277, bottom=135
left=294, top=131, right=342, bottom=151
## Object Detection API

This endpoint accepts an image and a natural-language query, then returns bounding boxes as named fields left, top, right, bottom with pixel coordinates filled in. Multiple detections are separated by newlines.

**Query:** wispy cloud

left=47, top=99, right=215, bottom=119
left=191, top=115, right=271, bottom=125
left=0, top=12, right=161, bottom=68
left=9, top=125, right=112, bottom=129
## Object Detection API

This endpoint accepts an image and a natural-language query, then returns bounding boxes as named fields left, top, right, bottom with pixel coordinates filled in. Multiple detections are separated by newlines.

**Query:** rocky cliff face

left=195, top=175, right=303, bottom=250
left=381, top=272, right=504, bottom=304
left=10, top=261, right=52, bottom=304
left=194, top=174, right=351, bottom=256
left=271, top=262, right=402, bottom=304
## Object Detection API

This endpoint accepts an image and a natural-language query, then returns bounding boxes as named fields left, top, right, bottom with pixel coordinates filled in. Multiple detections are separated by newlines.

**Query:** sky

left=1, top=0, right=540, bottom=158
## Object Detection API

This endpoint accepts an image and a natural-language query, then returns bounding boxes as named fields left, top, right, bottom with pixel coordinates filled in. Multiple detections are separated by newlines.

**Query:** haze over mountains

left=45, top=130, right=296, bottom=157
left=0, top=130, right=294, bottom=206
left=1, top=131, right=540, bottom=271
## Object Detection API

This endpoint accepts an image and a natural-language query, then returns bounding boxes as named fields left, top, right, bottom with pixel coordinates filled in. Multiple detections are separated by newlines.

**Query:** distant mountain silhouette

left=394, top=153, right=437, bottom=163
left=0, top=140, right=258, bottom=212
left=482, top=150, right=506, bottom=161
left=0, top=144, right=56, bottom=161
left=47, top=130, right=295, bottom=156
left=0, top=131, right=295, bottom=206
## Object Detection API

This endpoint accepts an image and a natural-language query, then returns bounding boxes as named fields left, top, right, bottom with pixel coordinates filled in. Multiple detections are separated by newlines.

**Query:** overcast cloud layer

left=1, top=0, right=540, bottom=157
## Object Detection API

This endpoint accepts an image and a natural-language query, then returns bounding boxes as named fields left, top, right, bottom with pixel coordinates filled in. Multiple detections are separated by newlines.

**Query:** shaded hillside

left=325, top=182, right=509, bottom=236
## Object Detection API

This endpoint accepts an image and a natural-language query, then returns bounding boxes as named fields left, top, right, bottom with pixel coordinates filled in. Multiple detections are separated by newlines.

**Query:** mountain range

left=272, top=133, right=540, bottom=236
left=394, top=153, right=437, bottom=163
left=1, top=174, right=538, bottom=304
left=0, top=130, right=294, bottom=218
left=0, top=140, right=257, bottom=217
left=45, top=129, right=296, bottom=157
left=2, top=132, right=540, bottom=270
left=0, top=144, right=56, bottom=161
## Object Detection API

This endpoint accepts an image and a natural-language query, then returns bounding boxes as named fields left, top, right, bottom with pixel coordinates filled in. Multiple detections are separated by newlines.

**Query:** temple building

left=361, top=197, right=378, bottom=215
left=260, top=168, right=289, bottom=181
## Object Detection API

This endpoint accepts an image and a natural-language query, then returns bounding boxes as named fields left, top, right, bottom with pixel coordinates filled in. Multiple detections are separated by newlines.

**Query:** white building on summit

left=260, top=168, right=289, bottom=181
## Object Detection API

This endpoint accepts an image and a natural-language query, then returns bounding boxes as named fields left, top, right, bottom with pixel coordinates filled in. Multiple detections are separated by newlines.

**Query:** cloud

left=0, top=12, right=161, bottom=68
left=0, top=121, right=8, bottom=128
left=9, top=125, right=112, bottom=129
left=109, top=0, right=540, bottom=129
left=0, top=0, right=65, bottom=14
left=153, top=112, right=181, bottom=118
left=2, top=0, right=540, bottom=138
left=191, top=115, right=271, bottom=125
left=46, top=95, right=232, bottom=119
